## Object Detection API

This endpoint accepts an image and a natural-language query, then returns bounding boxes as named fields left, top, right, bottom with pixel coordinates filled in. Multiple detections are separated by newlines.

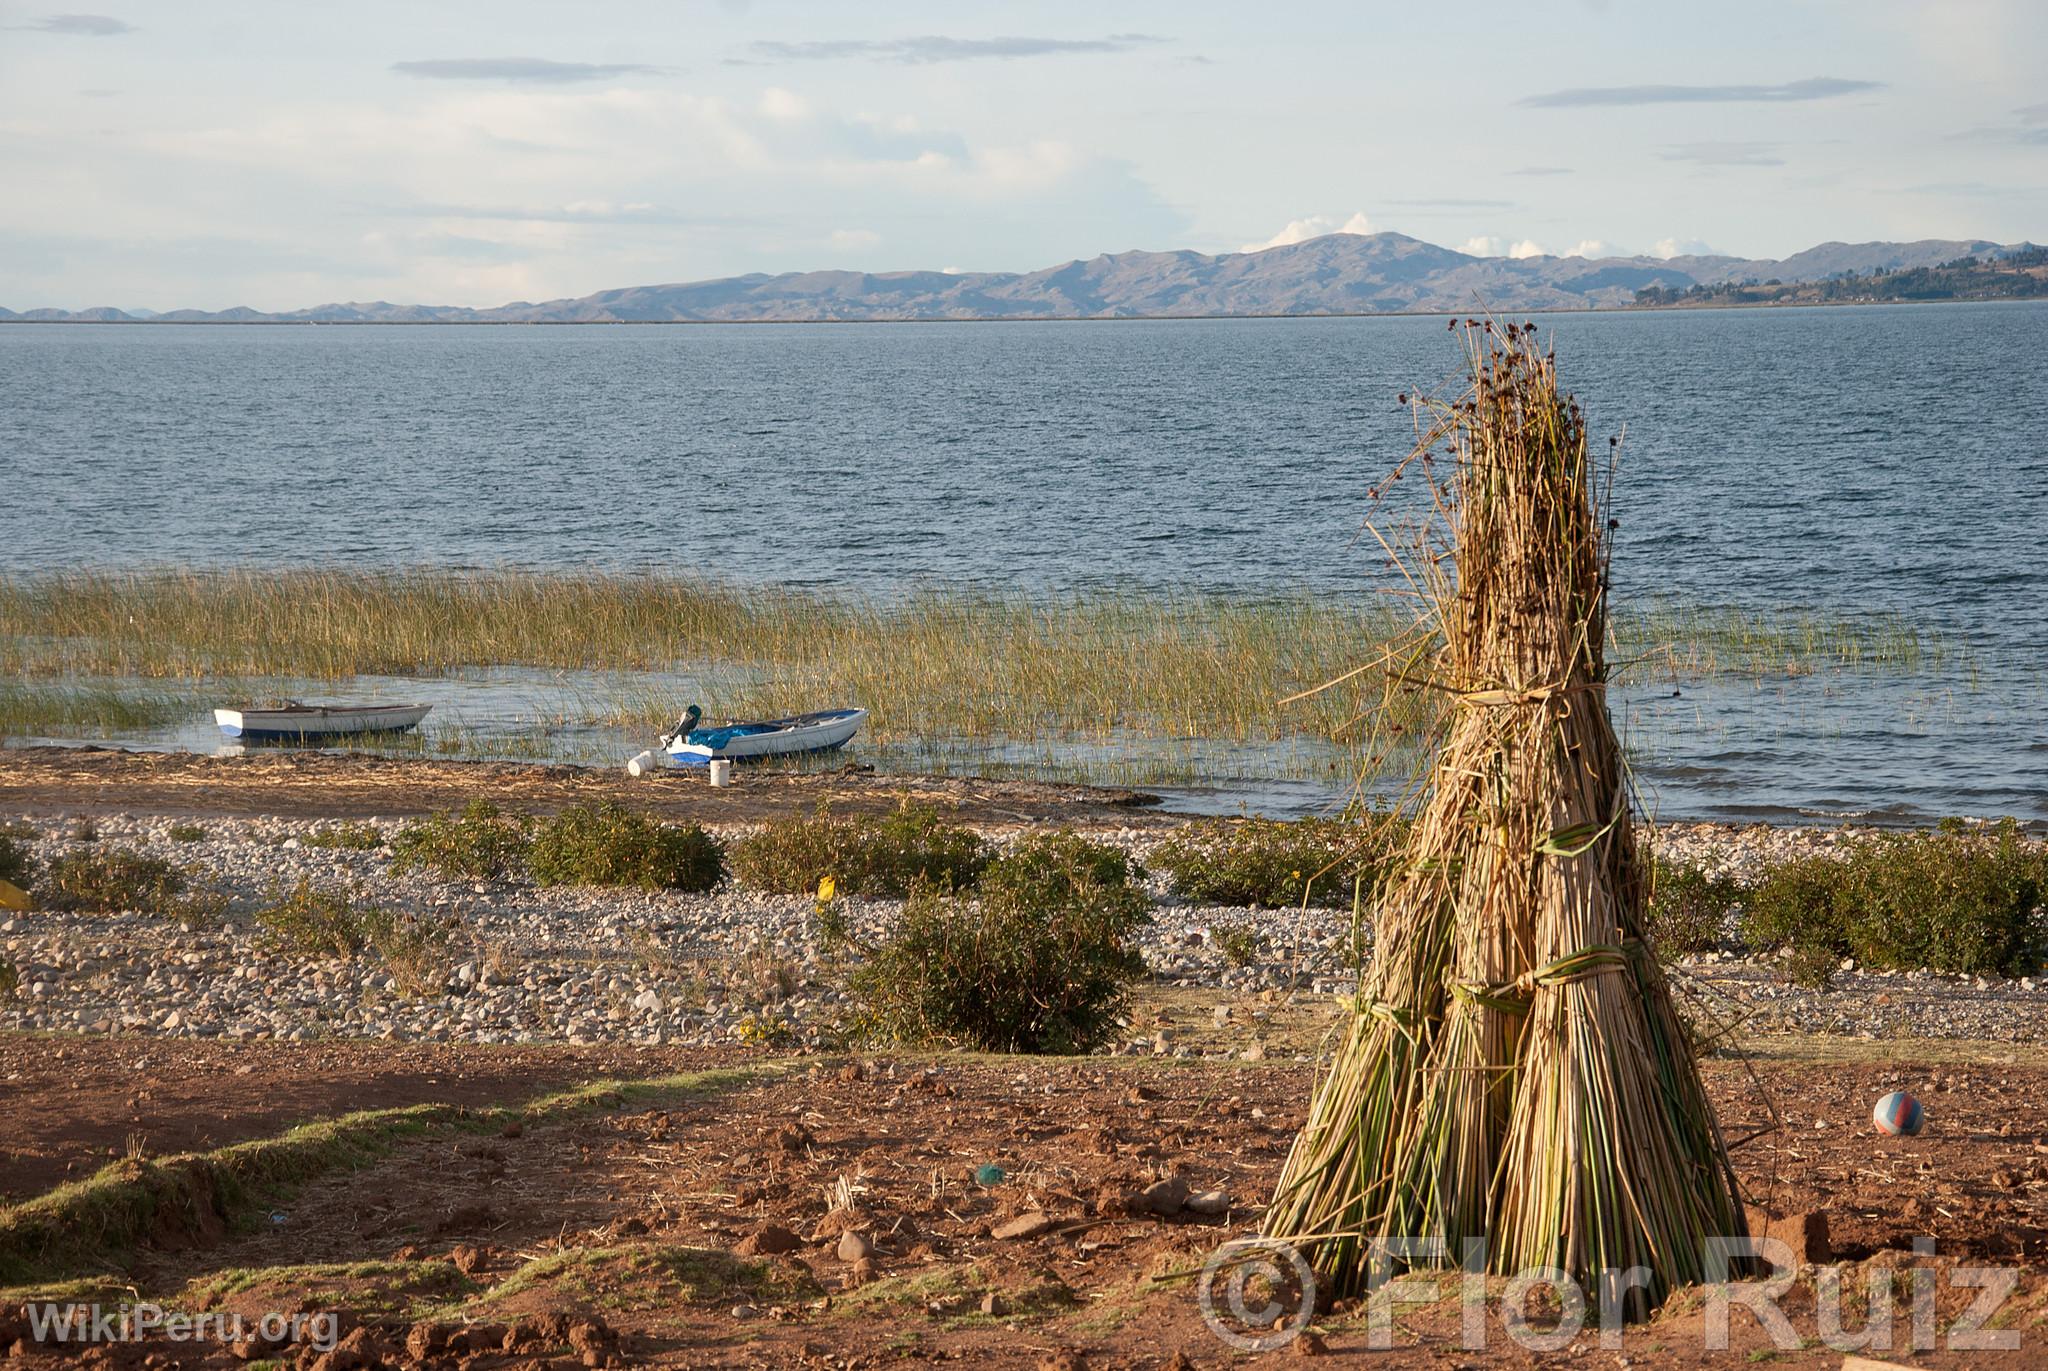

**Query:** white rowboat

left=214, top=703, right=431, bottom=742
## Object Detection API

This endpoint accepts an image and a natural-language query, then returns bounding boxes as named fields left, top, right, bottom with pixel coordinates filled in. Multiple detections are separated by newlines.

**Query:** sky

left=3, top=0, right=2044, bottom=310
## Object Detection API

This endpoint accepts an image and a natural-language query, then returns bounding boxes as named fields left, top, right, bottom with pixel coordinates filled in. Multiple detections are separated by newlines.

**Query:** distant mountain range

left=5, top=232, right=2041, bottom=324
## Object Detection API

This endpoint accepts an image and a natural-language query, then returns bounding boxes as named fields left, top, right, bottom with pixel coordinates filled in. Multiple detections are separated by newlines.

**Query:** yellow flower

left=817, top=875, right=837, bottom=903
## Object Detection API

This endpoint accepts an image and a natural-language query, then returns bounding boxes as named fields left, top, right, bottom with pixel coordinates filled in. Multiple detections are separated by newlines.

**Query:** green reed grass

left=0, top=682, right=201, bottom=737
left=0, top=570, right=1954, bottom=757
left=0, top=569, right=1416, bottom=751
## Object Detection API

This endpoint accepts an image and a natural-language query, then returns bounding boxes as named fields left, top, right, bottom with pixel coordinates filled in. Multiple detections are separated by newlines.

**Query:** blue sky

left=3, top=0, right=2043, bottom=309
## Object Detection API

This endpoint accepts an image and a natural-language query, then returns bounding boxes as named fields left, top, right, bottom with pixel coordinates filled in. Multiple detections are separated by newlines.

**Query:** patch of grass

left=38, top=847, right=187, bottom=913
left=479, top=1243, right=820, bottom=1312
left=1645, top=857, right=1742, bottom=959
left=0, top=1066, right=783, bottom=1286
left=527, top=802, right=724, bottom=891
left=390, top=799, right=530, bottom=881
left=835, top=856, right=1149, bottom=1054
left=1151, top=816, right=1395, bottom=909
left=182, top=1259, right=478, bottom=1322
left=303, top=821, right=383, bottom=851
left=731, top=803, right=990, bottom=898
left=1740, top=821, right=2048, bottom=981
left=165, top=823, right=208, bottom=844
left=0, top=681, right=197, bottom=737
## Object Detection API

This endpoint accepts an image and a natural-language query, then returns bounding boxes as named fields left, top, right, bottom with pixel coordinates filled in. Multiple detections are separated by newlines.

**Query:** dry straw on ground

left=1263, top=321, right=1751, bottom=1315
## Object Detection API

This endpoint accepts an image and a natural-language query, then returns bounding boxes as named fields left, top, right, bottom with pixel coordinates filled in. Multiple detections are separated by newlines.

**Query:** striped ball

left=1872, top=1091, right=1924, bottom=1136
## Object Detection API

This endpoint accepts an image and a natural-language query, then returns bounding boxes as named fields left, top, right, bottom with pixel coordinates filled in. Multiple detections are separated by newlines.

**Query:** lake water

left=3, top=305, right=2044, bottom=824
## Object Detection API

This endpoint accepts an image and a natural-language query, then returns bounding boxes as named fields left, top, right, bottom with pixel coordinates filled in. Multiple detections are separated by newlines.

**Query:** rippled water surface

left=4, top=305, right=2044, bottom=822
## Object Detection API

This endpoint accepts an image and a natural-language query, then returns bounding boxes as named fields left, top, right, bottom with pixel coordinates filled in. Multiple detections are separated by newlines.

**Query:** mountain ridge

left=5, top=232, right=2038, bottom=323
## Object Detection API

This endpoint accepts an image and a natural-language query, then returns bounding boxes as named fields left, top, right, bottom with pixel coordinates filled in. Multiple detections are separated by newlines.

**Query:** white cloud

left=1239, top=210, right=1374, bottom=253
left=1458, top=235, right=1503, bottom=257
left=1563, top=239, right=1615, bottom=258
left=1651, top=236, right=1717, bottom=258
left=757, top=87, right=810, bottom=121
left=1508, top=239, right=1547, bottom=259
left=829, top=227, right=880, bottom=250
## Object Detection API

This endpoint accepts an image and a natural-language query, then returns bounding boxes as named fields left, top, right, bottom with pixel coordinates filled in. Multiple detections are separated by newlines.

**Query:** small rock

left=1137, top=1176, right=1189, bottom=1216
left=836, top=1230, right=874, bottom=1262
left=992, top=1211, right=1058, bottom=1241
left=736, top=1224, right=803, bottom=1256
left=1185, top=1189, right=1232, bottom=1216
left=979, top=1292, right=1007, bottom=1317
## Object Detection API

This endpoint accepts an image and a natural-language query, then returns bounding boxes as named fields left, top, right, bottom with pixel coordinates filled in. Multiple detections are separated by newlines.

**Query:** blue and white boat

left=627, top=707, right=866, bottom=774
left=214, top=702, right=432, bottom=742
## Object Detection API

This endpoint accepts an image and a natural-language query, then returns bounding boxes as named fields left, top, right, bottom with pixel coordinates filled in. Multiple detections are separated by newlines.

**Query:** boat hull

left=215, top=704, right=432, bottom=742
left=660, top=708, right=866, bottom=765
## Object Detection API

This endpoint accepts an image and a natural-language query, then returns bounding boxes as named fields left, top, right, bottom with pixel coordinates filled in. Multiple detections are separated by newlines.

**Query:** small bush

left=256, top=877, right=376, bottom=958
left=304, top=821, right=383, bottom=851
left=842, top=866, right=1150, bottom=1054
left=1208, top=920, right=1263, bottom=968
left=980, top=829, right=1141, bottom=903
left=0, top=961, right=17, bottom=998
left=528, top=802, right=725, bottom=891
left=1644, top=859, right=1743, bottom=959
left=731, top=803, right=989, bottom=898
left=166, top=823, right=208, bottom=844
left=1740, top=822, right=2047, bottom=980
left=40, top=848, right=187, bottom=913
left=1151, top=816, right=1393, bottom=909
left=255, top=878, right=454, bottom=991
left=390, top=800, right=531, bottom=880
left=0, top=827, right=35, bottom=890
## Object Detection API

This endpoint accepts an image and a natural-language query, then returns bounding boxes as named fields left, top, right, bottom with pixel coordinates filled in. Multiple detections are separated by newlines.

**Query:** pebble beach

left=5, top=812, right=2044, bottom=1053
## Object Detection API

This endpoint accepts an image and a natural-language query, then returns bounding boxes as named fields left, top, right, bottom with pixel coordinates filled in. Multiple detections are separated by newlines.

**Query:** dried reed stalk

left=1263, top=321, right=1750, bottom=1314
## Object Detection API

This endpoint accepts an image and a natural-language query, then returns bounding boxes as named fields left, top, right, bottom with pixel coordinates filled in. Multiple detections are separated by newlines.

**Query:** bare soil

left=0, top=747, right=1171, bottom=829
left=3, top=1039, right=2045, bottom=1367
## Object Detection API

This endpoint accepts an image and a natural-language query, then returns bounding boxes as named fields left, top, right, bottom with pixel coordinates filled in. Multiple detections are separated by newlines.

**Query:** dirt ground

left=3, top=1038, right=2045, bottom=1368
left=0, top=747, right=1172, bottom=830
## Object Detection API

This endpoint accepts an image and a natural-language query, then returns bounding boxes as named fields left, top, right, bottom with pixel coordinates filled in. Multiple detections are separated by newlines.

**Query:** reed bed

left=0, top=682, right=201, bottom=737
left=0, top=570, right=1946, bottom=755
left=1262, top=323, right=1750, bottom=1314
left=0, top=571, right=1413, bottom=750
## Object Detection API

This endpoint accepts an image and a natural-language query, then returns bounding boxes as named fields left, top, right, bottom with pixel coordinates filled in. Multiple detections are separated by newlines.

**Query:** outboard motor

left=658, top=703, right=704, bottom=750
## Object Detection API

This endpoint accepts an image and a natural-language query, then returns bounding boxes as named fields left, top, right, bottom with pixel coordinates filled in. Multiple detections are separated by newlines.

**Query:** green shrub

left=979, top=829, right=1141, bottom=903
left=1644, top=859, right=1743, bottom=959
left=0, top=960, right=15, bottom=998
left=1151, top=816, right=1393, bottom=909
left=390, top=800, right=530, bottom=880
left=0, top=827, right=35, bottom=890
left=1838, top=823, right=2045, bottom=976
left=255, top=878, right=454, bottom=992
left=1740, top=822, right=2047, bottom=980
left=166, top=823, right=208, bottom=844
left=304, top=821, right=383, bottom=851
left=256, top=877, right=376, bottom=958
left=39, top=848, right=187, bottom=912
left=731, top=803, right=989, bottom=898
left=841, top=867, right=1150, bottom=1054
left=1208, top=920, right=1263, bottom=968
left=527, top=802, right=725, bottom=891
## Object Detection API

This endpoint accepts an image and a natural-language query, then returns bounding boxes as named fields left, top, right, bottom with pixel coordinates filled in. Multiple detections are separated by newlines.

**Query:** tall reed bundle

left=1262, top=322, right=1750, bottom=1315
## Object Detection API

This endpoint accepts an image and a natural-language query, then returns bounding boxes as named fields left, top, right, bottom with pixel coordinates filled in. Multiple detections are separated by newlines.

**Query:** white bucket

left=708, top=758, right=733, bottom=788
left=625, top=749, right=658, bottom=777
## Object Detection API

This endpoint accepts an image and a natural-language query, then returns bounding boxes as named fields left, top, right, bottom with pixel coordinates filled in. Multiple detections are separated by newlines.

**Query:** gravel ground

left=2, top=814, right=2044, bottom=1050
